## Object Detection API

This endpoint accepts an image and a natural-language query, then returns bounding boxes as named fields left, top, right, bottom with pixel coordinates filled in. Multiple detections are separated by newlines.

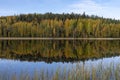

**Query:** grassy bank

left=0, top=37, right=120, bottom=40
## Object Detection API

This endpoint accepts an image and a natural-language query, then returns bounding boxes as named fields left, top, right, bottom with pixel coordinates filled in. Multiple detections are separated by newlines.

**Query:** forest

left=0, top=12, right=120, bottom=37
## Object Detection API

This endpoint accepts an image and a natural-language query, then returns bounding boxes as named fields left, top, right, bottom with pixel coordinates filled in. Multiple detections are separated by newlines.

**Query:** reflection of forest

left=0, top=40, right=120, bottom=62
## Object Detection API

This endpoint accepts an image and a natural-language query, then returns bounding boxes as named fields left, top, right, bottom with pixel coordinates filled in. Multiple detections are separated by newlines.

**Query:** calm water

left=0, top=40, right=120, bottom=80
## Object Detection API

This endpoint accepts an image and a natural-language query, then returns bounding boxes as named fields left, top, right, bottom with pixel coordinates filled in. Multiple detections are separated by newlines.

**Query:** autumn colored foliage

left=0, top=13, right=120, bottom=37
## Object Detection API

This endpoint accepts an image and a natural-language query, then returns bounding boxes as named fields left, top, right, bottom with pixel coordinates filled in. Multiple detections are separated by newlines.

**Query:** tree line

left=0, top=13, right=120, bottom=37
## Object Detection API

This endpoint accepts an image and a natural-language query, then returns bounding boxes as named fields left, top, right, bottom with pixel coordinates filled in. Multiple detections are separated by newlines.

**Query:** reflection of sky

left=0, top=56, right=120, bottom=78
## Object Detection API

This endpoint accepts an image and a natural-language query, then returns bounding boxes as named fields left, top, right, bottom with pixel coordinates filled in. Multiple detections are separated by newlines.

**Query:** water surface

left=0, top=40, right=120, bottom=80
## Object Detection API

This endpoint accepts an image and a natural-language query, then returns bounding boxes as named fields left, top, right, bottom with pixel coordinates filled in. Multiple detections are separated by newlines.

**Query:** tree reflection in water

left=0, top=40, right=120, bottom=63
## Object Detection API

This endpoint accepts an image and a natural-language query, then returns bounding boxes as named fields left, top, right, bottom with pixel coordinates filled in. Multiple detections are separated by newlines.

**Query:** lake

left=0, top=40, right=120, bottom=80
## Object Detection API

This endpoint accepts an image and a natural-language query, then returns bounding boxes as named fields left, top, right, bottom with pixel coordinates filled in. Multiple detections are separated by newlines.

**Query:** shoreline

left=0, top=37, right=120, bottom=40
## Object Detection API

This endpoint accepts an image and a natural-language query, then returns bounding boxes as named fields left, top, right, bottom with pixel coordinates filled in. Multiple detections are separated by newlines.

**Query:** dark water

left=0, top=40, right=120, bottom=79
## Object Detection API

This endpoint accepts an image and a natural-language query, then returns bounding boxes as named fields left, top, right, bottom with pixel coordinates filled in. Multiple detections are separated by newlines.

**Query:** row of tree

left=0, top=13, right=120, bottom=37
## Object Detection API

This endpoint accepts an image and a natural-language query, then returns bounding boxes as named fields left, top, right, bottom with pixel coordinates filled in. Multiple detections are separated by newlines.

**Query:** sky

left=0, top=0, right=120, bottom=19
